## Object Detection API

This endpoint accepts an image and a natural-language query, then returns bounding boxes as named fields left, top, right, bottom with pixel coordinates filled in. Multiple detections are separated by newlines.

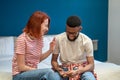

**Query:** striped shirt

left=12, top=32, right=43, bottom=75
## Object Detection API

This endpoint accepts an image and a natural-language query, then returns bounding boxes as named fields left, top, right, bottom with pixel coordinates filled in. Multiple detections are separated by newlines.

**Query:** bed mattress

left=0, top=55, right=120, bottom=80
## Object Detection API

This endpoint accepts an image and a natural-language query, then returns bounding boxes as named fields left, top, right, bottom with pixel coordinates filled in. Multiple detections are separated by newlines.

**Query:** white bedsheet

left=0, top=55, right=120, bottom=80
left=95, top=61, right=120, bottom=80
left=0, top=56, right=12, bottom=80
left=0, top=36, right=120, bottom=80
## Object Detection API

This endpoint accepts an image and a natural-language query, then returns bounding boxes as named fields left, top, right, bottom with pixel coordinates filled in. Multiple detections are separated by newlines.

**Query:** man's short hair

left=66, top=16, right=81, bottom=27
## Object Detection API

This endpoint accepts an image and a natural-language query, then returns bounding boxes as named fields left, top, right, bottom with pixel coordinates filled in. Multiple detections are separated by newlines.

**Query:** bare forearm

left=80, top=57, right=95, bottom=73
left=16, top=54, right=36, bottom=72
left=51, top=54, right=63, bottom=72
left=18, top=65, right=36, bottom=72
left=40, top=38, right=56, bottom=62
left=40, top=50, right=52, bottom=61
left=84, top=64, right=94, bottom=71
left=78, top=64, right=94, bottom=74
left=51, top=60, right=60, bottom=71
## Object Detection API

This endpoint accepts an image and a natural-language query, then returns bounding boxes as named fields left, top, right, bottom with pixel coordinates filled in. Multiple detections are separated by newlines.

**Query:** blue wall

left=0, top=0, right=108, bottom=62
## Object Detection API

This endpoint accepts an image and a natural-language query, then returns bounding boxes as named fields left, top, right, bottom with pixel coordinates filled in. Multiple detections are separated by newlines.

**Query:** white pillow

left=0, top=36, right=15, bottom=57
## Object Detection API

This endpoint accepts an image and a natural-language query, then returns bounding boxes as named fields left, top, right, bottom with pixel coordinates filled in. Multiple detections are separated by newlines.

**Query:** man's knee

left=81, top=72, right=96, bottom=80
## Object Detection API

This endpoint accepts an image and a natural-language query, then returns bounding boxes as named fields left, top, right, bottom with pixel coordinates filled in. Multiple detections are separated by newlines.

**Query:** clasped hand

left=58, top=68, right=79, bottom=78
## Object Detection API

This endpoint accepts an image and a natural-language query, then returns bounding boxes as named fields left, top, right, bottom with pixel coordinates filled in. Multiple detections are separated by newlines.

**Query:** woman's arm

left=40, top=38, right=56, bottom=61
left=40, top=50, right=52, bottom=62
left=17, top=54, right=36, bottom=72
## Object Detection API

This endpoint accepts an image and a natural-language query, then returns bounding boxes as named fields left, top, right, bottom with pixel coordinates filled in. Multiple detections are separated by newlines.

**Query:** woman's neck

left=27, top=33, right=35, bottom=40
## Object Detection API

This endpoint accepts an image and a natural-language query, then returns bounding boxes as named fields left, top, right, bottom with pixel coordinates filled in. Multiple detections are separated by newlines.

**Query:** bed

left=0, top=35, right=120, bottom=80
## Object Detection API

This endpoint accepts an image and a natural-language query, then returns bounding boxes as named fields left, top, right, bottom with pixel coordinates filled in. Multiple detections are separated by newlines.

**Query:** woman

left=12, top=11, right=56, bottom=80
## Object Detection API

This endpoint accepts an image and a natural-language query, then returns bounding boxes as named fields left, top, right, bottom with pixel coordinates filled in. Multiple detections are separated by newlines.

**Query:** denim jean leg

left=40, top=68, right=63, bottom=80
left=13, top=68, right=55, bottom=80
left=49, top=71, right=62, bottom=80
left=81, top=72, right=96, bottom=80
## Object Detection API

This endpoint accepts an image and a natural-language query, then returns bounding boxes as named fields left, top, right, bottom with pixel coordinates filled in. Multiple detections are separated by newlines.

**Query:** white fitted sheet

left=0, top=55, right=120, bottom=80
left=0, top=36, right=120, bottom=80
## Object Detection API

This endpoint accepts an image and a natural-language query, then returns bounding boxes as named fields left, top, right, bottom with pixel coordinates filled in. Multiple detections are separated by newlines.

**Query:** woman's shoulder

left=16, top=33, right=26, bottom=41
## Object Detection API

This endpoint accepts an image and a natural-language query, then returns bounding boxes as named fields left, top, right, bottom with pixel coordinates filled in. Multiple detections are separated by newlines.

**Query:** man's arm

left=84, top=56, right=94, bottom=71
left=51, top=54, right=62, bottom=71
left=79, top=38, right=95, bottom=73
left=77, top=56, right=94, bottom=74
left=51, top=54, right=67, bottom=77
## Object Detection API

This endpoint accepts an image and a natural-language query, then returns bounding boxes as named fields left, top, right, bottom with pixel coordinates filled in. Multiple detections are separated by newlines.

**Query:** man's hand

left=56, top=67, right=67, bottom=77
left=66, top=70, right=78, bottom=77
left=66, top=66, right=84, bottom=78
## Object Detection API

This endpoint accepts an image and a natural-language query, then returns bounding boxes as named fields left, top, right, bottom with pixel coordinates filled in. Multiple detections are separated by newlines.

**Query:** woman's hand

left=40, top=38, right=56, bottom=61
left=49, top=38, right=56, bottom=52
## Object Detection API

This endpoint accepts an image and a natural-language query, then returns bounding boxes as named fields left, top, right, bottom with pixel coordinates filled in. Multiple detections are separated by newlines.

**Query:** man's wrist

left=55, top=67, right=62, bottom=72
left=77, top=68, right=85, bottom=74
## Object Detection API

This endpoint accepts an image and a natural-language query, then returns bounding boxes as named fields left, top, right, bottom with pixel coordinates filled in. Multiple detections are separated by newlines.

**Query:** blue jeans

left=54, top=71, right=96, bottom=80
left=81, top=72, right=96, bottom=80
left=13, top=68, right=60, bottom=80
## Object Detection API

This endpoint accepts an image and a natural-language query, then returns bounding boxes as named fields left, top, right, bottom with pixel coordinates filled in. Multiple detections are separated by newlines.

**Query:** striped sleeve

left=15, top=36, right=26, bottom=55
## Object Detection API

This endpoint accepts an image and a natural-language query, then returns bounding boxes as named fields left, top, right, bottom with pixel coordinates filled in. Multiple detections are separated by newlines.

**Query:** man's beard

left=67, top=33, right=79, bottom=41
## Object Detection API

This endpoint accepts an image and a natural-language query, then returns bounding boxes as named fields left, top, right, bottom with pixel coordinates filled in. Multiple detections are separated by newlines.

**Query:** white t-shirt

left=53, top=32, right=93, bottom=64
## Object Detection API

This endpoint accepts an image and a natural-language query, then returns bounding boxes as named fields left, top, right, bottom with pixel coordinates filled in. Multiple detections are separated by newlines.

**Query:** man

left=51, top=16, right=96, bottom=80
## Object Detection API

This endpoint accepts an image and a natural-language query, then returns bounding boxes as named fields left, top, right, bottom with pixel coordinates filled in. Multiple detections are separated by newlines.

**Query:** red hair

left=23, top=11, right=50, bottom=38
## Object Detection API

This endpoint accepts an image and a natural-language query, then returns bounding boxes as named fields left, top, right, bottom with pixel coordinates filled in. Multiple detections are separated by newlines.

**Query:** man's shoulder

left=79, top=32, right=87, bottom=36
left=55, top=32, right=66, bottom=40
left=58, top=32, right=66, bottom=36
left=79, top=33, right=92, bottom=41
left=55, top=32, right=66, bottom=37
left=79, top=33, right=91, bottom=39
